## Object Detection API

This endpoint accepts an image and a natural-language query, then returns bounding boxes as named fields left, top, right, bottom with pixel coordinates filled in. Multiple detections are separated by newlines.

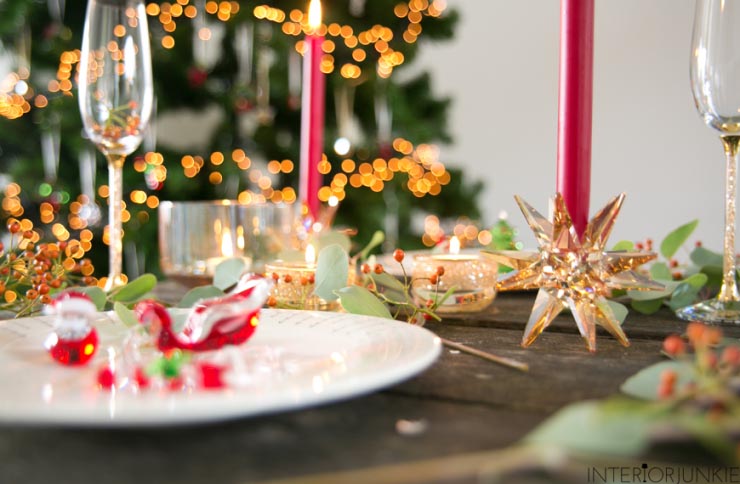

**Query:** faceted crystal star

left=483, top=193, right=663, bottom=353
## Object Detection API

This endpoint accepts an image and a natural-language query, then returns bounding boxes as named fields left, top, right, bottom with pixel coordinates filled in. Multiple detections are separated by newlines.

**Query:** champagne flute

left=78, top=0, right=153, bottom=291
left=679, top=0, right=740, bottom=323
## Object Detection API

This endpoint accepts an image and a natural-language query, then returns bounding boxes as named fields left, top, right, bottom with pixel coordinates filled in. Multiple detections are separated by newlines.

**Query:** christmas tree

left=0, top=0, right=484, bottom=278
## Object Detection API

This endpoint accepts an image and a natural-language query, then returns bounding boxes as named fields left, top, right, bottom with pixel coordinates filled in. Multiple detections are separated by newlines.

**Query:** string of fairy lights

left=0, top=0, right=495, bottom=250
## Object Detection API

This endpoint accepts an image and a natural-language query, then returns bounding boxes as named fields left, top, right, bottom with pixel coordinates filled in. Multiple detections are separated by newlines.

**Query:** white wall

left=416, top=0, right=723, bottom=250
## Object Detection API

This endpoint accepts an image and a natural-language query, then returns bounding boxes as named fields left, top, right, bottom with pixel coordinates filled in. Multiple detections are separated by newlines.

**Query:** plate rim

left=0, top=308, right=441, bottom=427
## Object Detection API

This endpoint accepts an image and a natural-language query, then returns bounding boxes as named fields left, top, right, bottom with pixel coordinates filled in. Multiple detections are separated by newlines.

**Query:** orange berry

left=702, top=328, right=722, bottom=346
left=37, top=284, right=50, bottom=295
left=361, top=263, right=371, bottom=274
left=41, top=295, right=51, bottom=305
left=308, top=274, right=315, bottom=284
left=7, top=221, right=20, bottom=234
left=657, top=370, right=677, bottom=399
left=686, top=322, right=706, bottom=344
left=722, top=346, right=740, bottom=366
left=374, top=264, right=384, bottom=274
left=393, top=249, right=405, bottom=263
left=271, top=272, right=279, bottom=281
left=283, top=274, right=293, bottom=283
left=25, top=289, right=38, bottom=300
left=22, top=230, right=33, bottom=240
left=436, top=266, right=445, bottom=276
left=299, top=276, right=308, bottom=286
left=662, top=335, right=686, bottom=356
left=429, top=273, right=438, bottom=285
left=266, top=296, right=277, bottom=307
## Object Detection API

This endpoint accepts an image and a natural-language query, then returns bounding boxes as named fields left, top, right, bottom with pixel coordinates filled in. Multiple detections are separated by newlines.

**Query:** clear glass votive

left=412, top=253, right=498, bottom=313
left=159, top=200, right=298, bottom=286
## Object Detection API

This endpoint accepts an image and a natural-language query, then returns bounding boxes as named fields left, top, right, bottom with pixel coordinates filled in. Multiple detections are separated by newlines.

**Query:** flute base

left=675, top=298, right=740, bottom=324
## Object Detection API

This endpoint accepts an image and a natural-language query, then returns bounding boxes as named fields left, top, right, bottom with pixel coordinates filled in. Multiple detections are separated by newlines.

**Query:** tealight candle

left=412, top=236, right=498, bottom=313
left=265, top=244, right=339, bottom=310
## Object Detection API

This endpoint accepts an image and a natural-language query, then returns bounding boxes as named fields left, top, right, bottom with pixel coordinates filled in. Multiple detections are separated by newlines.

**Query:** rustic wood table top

left=1, top=291, right=736, bottom=484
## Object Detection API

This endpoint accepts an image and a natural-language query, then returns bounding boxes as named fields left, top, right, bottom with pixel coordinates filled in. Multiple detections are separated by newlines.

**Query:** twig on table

left=441, top=338, right=529, bottom=372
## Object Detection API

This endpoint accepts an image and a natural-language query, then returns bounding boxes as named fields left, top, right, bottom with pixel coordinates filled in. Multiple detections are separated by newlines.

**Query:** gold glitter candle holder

left=264, top=259, right=341, bottom=311
left=411, top=249, right=498, bottom=314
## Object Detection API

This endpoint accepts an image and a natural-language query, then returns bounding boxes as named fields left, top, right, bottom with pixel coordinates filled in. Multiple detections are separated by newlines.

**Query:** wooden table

left=0, top=292, right=735, bottom=484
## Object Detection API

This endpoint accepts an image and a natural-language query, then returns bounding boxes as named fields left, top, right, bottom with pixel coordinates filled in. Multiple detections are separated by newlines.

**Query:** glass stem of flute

left=105, top=154, right=126, bottom=291
left=719, top=135, right=740, bottom=303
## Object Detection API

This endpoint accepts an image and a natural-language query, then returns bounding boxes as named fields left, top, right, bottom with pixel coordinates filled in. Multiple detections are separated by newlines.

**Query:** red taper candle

left=299, top=0, right=325, bottom=221
left=556, top=0, right=594, bottom=237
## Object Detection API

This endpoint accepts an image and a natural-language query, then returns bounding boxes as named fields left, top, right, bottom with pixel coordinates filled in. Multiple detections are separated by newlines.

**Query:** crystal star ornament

left=483, top=193, right=663, bottom=353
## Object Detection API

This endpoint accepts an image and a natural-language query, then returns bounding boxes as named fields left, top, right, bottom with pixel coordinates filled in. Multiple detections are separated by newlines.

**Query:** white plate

left=0, top=309, right=441, bottom=427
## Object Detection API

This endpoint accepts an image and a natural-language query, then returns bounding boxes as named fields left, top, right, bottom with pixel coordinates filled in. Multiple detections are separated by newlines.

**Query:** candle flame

left=305, top=243, right=316, bottom=264
left=449, top=236, right=460, bottom=255
left=307, top=0, right=322, bottom=30
left=221, top=228, right=234, bottom=257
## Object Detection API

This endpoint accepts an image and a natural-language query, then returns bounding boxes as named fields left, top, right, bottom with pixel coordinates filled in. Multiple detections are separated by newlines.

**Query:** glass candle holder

left=412, top=252, right=498, bottom=314
left=159, top=201, right=298, bottom=286
left=264, top=261, right=340, bottom=311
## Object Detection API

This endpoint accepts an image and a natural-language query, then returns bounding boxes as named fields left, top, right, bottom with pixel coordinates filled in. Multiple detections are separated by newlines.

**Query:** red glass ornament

left=48, top=327, right=98, bottom=366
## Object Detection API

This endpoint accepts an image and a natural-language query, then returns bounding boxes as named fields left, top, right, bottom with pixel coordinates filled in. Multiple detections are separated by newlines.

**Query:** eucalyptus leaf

left=700, top=264, right=724, bottom=289
left=663, top=273, right=707, bottom=310
left=621, top=360, right=695, bottom=400
left=630, top=298, right=664, bottom=315
left=318, top=231, right=352, bottom=253
left=611, top=240, right=635, bottom=251
left=110, top=274, right=157, bottom=303
left=114, top=301, right=139, bottom=328
left=690, top=246, right=723, bottom=267
left=524, top=400, right=653, bottom=457
left=660, top=220, right=698, bottom=259
left=357, top=230, right=385, bottom=261
left=603, top=300, right=628, bottom=326
left=667, top=282, right=702, bottom=311
left=213, top=257, right=249, bottom=291
left=178, top=285, right=224, bottom=308
left=314, top=244, right=349, bottom=301
left=673, top=414, right=738, bottom=465
left=336, top=286, right=393, bottom=319
left=74, top=286, right=107, bottom=311
left=649, top=262, right=671, bottom=281
left=369, top=271, right=406, bottom=293
left=368, top=272, right=408, bottom=304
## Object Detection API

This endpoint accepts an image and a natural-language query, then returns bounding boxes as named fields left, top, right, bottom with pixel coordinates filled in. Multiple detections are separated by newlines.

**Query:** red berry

left=283, top=274, right=293, bottom=283
left=374, top=264, right=384, bottom=274
left=436, top=266, right=445, bottom=276
left=429, top=273, right=438, bottom=285
left=7, top=221, right=20, bottom=234
left=393, top=249, right=405, bottom=263
left=361, top=263, right=371, bottom=274
left=662, top=335, right=686, bottom=356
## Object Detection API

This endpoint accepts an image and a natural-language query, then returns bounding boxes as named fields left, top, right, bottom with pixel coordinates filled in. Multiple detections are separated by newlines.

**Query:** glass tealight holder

left=159, top=201, right=298, bottom=286
left=412, top=253, right=498, bottom=313
left=264, top=260, right=340, bottom=311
